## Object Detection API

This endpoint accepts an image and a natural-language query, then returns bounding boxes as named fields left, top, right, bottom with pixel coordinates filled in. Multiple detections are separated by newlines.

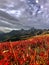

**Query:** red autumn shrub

left=0, top=35, right=49, bottom=65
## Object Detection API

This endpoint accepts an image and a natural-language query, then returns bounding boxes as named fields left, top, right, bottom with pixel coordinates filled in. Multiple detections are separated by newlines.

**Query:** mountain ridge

left=0, top=28, right=49, bottom=42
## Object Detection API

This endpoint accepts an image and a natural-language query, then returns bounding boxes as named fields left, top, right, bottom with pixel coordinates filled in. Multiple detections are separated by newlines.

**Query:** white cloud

left=36, top=0, right=39, bottom=3
left=0, top=26, right=19, bottom=33
left=6, top=8, right=25, bottom=18
left=0, top=20, right=14, bottom=26
left=0, top=8, right=6, bottom=11
left=7, top=10, right=16, bottom=14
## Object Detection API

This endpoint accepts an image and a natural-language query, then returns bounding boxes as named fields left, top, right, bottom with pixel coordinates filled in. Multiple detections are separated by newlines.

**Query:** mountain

left=0, top=28, right=49, bottom=42
left=0, top=31, right=4, bottom=34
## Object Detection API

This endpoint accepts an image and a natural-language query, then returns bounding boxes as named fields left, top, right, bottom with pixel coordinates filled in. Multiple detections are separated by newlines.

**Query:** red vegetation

left=0, top=35, right=49, bottom=65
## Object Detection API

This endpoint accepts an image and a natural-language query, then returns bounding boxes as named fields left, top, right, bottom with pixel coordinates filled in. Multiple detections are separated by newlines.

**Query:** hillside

left=0, top=34, right=49, bottom=65
left=0, top=28, right=49, bottom=42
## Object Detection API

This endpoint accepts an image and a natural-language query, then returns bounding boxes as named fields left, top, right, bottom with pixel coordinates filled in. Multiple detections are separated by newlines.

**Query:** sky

left=0, top=0, right=49, bottom=32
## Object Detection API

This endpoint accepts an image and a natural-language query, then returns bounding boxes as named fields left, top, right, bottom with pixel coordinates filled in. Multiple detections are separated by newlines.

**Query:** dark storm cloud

left=0, top=0, right=49, bottom=32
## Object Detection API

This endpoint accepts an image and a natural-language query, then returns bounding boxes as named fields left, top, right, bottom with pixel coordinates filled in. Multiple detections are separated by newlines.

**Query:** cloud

left=0, top=26, right=19, bottom=33
left=0, top=0, right=49, bottom=32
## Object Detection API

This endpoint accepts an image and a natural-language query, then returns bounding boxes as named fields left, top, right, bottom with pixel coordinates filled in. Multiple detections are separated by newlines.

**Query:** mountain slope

left=0, top=28, right=49, bottom=42
left=0, top=34, right=49, bottom=65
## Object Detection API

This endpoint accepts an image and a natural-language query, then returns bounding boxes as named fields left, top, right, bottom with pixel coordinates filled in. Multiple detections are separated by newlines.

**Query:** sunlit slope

left=0, top=34, right=49, bottom=65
